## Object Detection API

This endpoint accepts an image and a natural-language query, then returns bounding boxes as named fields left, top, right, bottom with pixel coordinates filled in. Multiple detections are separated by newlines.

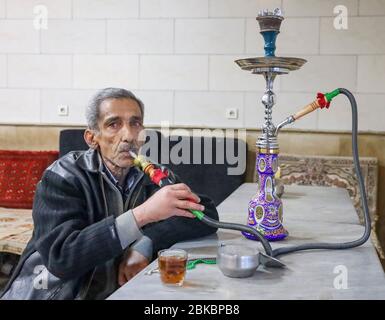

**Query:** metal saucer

left=235, top=56, right=307, bottom=73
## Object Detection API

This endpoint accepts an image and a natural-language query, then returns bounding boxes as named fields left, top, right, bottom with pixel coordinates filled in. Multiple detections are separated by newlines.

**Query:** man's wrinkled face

left=93, top=98, right=143, bottom=168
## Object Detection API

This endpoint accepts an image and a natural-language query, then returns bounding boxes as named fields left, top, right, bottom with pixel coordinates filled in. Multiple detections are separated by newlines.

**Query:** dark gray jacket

left=0, top=149, right=218, bottom=300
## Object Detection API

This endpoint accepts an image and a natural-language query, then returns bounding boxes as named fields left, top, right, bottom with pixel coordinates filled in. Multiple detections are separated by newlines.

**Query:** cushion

left=59, top=129, right=88, bottom=158
left=0, top=150, right=58, bottom=209
left=162, top=135, right=247, bottom=206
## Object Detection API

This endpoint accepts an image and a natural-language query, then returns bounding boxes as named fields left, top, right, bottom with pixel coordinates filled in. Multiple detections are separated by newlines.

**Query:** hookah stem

left=131, top=153, right=273, bottom=257
left=272, top=88, right=371, bottom=257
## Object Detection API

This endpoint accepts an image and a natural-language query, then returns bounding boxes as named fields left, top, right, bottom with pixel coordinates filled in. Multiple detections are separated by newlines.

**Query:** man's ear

left=84, top=128, right=99, bottom=149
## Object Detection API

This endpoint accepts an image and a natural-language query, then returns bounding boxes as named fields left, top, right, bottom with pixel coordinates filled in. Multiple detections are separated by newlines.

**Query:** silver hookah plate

left=235, top=56, right=307, bottom=73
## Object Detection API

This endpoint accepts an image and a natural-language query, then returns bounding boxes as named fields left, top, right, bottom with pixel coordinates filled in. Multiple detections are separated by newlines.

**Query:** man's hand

left=118, top=249, right=149, bottom=286
left=132, top=183, right=204, bottom=227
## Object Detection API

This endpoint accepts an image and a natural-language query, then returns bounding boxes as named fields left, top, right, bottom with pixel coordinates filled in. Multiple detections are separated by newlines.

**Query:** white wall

left=0, top=0, right=384, bottom=132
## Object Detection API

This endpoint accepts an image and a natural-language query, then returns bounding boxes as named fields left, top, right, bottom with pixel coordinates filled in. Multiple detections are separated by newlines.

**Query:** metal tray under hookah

left=235, top=56, right=307, bottom=74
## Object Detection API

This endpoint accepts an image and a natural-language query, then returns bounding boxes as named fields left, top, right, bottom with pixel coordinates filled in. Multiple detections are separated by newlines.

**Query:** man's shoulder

left=45, top=149, right=96, bottom=180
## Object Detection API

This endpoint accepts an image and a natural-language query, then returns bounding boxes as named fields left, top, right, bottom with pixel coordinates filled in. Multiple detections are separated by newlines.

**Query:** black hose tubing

left=272, top=88, right=371, bottom=257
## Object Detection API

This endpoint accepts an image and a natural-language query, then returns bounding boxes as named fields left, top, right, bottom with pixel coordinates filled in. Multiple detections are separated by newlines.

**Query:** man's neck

left=102, top=156, right=131, bottom=187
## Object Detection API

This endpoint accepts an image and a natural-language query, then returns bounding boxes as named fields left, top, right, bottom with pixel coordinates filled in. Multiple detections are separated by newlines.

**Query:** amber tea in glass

left=158, top=249, right=187, bottom=286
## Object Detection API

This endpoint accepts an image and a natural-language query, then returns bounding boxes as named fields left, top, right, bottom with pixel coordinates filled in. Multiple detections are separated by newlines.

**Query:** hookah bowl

left=235, top=8, right=307, bottom=241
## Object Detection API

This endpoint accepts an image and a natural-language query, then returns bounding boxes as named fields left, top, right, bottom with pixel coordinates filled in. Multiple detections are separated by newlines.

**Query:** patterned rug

left=0, top=207, right=33, bottom=255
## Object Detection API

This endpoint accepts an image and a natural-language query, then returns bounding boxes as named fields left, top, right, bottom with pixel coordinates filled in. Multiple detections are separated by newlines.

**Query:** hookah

left=234, top=8, right=370, bottom=258
left=129, top=8, right=371, bottom=269
left=235, top=8, right=307, bottom=241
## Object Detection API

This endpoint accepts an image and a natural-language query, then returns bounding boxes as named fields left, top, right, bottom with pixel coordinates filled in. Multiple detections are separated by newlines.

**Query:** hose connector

left=275, top=88, right=341, bottom=135
left=130, top=152, right=171, bottom=187
left=318, top=89, right=340, bottom=109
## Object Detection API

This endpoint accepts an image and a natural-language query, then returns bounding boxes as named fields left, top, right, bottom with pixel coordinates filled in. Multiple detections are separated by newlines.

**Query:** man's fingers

left=170, top=184, right=201, bottom=203
left=174, top=208, right=196, bottom=218
left=170, top=183, right=191, bottom=192
left=176, top=199, right=204, bottom=212
left=118, top=267, right=127, bottom=286
left=173, top=190, right=200, bottom=203
left=124, top=271, right=134, bottom=282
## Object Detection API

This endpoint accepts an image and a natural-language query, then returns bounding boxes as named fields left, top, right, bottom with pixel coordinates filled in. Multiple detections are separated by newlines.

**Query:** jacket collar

left=76, top=148, right=102, bottom=173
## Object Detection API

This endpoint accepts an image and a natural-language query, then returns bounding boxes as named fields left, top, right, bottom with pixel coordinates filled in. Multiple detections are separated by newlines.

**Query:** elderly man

left=1, top=88, right=218, bottom=300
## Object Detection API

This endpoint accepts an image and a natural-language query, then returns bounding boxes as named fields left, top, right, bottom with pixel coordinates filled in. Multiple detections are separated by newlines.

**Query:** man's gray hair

left=85, top=88, right=145, bottom=131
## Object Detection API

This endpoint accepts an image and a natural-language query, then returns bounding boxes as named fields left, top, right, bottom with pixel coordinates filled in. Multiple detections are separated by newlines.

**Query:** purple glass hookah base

left=242, top=152, right=288, bottom=241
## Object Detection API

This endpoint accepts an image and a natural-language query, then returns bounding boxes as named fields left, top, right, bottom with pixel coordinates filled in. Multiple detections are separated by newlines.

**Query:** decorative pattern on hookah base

left=242, top=152, right=288, bottom=241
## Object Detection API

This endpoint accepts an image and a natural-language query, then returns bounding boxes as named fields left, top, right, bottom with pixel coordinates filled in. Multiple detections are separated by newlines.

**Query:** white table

left=108, top=184, right=385, bottom=300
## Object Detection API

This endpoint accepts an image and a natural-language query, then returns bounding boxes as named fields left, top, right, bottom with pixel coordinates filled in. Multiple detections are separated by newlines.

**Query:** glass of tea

left=158, top=249, right=188, bottom=286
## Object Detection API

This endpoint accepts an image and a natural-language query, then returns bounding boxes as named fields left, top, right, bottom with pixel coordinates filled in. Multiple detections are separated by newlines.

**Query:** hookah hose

left=130, top=88, right=370, bottom=261
left=272, top=88, right=371, bottom=257
left=130, top=152, right=274, bottom=257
